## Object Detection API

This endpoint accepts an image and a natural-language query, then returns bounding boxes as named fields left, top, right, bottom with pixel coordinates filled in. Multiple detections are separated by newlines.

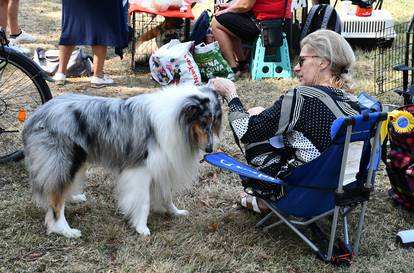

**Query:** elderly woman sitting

left=210, top=30, right=360, bottom=212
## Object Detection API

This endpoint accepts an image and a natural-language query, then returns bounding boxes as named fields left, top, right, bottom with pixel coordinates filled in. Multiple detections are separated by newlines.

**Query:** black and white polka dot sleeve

left=227, top=95, right=288, bottom=144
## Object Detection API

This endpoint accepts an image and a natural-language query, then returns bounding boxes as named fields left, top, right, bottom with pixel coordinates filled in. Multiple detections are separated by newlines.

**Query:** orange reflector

left=17, top=108, right=27, bottom=123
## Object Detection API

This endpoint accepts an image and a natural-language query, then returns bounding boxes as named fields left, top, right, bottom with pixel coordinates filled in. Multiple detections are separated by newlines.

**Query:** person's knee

left=211, top=17, right=219, bottom=32
left=211, top=17, right=230, bottom=39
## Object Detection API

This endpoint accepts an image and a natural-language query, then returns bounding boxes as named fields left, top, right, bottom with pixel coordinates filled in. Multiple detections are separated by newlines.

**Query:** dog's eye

left=201, top=119, right=213, bottom=128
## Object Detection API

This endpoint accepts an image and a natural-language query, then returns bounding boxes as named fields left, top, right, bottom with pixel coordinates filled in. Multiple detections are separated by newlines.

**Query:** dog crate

left=130, top=12, right=190, bottom=72
left=339, top=9, right=395, bottom=49
left=374, top=17, right=414, bottom=98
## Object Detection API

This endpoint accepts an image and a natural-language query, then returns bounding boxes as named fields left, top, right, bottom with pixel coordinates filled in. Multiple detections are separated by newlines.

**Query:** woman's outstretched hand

left=208, top=78, right=237, bottom=99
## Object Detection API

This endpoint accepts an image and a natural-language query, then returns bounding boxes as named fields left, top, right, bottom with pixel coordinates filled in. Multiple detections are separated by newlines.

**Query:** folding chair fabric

left=276, top=112, right=385, bottom=217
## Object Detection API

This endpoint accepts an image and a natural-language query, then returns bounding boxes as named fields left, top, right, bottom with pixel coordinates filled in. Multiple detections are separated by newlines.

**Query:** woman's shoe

left=90, top=75, right=114, bottom=88
left=239, top=192, right=270, bottom=214
left=9, top=29, right=36, bottom=43
left=52, top=72, right=66, bottom=86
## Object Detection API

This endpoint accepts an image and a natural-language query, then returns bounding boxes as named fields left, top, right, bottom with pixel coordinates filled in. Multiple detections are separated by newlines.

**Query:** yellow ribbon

left=381, top=110, right=414, bottom=142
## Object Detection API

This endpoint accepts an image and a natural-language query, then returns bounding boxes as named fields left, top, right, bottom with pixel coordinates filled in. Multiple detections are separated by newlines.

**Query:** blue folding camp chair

left=204, top=112, right=388, bottom=264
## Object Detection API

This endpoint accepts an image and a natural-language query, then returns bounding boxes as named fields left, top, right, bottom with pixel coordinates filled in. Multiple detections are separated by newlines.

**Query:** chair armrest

left=203, top=152, right=287, bottom=185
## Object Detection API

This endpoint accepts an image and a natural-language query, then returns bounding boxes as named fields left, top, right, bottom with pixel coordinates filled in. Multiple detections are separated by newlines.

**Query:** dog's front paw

left=172, top=209, right=189, bottom=217
left=69, top=193, right=87, bottom=204
left=63, top=228, right=82, bottom=238
left=136, top=226, right=151, bottom=236
left=47, top=226, right=82, bottom=238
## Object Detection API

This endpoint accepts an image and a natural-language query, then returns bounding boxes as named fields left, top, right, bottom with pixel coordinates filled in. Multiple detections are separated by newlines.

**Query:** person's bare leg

left=211, top=17, right=239, bottom=68
left=92, top=45, right=107, bottom=78
left=0, top=0, right=9, bottom=30
left=7, top=0, right=20, bottom=35
left=232, top=35, right=245, bottom=63
left=57, top=45, right=75, bottom=74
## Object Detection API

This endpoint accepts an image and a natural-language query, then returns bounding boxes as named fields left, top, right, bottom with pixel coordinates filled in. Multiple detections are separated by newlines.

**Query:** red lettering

left=184, top=54, right=199, bottom=83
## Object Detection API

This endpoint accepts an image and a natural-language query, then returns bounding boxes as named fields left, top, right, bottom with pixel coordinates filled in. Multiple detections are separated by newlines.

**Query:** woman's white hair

left=301, top=29, right=356, bottom=91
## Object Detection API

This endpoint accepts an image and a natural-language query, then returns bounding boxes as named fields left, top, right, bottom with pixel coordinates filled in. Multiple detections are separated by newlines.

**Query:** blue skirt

left=59, top=0, right=128, bottom=47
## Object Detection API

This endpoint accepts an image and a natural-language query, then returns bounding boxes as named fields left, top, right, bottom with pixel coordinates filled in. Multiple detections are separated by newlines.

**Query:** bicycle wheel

left=0, top=47, right=52, bottom=163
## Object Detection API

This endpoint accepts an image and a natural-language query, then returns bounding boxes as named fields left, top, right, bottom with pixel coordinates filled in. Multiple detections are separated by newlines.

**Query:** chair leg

left=354, top=201, right=368, bottom=255
left=262, top=200, right=320, bottom=253
left=263, top=209, right=334, bottom=231
left=343, top=214, right=350, bottom=246
left=256, top=211, right=274, bottom=228
left=327, top=206, right=341, bottom=261
left=262, top=219, right=284, bottom=231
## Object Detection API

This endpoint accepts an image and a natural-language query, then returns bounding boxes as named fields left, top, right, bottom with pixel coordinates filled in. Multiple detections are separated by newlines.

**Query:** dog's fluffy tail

left=24, top=126, right=86, bottom=209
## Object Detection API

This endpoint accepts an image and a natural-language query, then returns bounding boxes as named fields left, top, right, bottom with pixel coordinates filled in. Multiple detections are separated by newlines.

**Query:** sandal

left=239, top=192, right=270, bottom=214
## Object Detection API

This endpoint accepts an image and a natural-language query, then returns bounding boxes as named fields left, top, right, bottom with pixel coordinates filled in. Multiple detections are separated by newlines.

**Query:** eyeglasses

left=298, top=55, right=319, bottom=67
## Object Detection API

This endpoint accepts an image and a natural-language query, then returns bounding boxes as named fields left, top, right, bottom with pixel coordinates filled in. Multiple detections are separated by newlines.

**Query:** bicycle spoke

left=0, top=53, right=50, bottom=161
left=1, top=75, right=39, bottom=100
left=2, top=93, right=42, bottom=108
left=0, top=64, right=21, bottom=91
left=0, top=114, right=22, bottom=132
left=0, top=66, right=43, bottom=126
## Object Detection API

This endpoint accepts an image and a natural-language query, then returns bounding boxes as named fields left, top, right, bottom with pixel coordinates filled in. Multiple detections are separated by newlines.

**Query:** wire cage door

left=374, top=16, right=414, bottom=101
left=130, top=12, right=189, bottom=72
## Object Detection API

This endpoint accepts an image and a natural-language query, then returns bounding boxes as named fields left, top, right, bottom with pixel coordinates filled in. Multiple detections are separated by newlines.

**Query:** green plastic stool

left=250, top=33, right=291, bottom=80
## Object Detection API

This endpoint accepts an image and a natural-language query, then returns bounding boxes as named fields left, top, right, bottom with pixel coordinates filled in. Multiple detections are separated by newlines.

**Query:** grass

left=1, top=0, right=414, bottom=272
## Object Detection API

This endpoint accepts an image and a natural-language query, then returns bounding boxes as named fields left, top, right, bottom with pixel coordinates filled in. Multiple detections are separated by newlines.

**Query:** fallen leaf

left=211, top=172, right=219, bottom=184
left=208, top=222, right=219, bottom=232
left=27, top=251, right=45, bottom=261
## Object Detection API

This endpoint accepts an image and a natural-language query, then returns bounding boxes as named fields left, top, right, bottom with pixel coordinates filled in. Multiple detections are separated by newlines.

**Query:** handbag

left=259, top=19, right=284, bottom=47
left=33, top=47, right=92, bottom=77
left=257, top=0, right=289, bottom=47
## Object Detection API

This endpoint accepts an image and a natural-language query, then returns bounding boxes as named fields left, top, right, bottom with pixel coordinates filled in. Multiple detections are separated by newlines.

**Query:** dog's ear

left=183, top=96, right=210, bottom=120
left=182, top=98, right=203, bottom=123
left=185, top=104, right=202, bottom=121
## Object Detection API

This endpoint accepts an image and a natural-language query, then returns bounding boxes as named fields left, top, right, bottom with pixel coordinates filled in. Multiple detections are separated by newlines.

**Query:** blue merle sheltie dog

left=22, top=84, right=222, bottom=238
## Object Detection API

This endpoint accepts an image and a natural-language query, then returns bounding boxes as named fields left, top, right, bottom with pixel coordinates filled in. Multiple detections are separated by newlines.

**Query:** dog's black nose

left=205, top=146, right=213, bottom=153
